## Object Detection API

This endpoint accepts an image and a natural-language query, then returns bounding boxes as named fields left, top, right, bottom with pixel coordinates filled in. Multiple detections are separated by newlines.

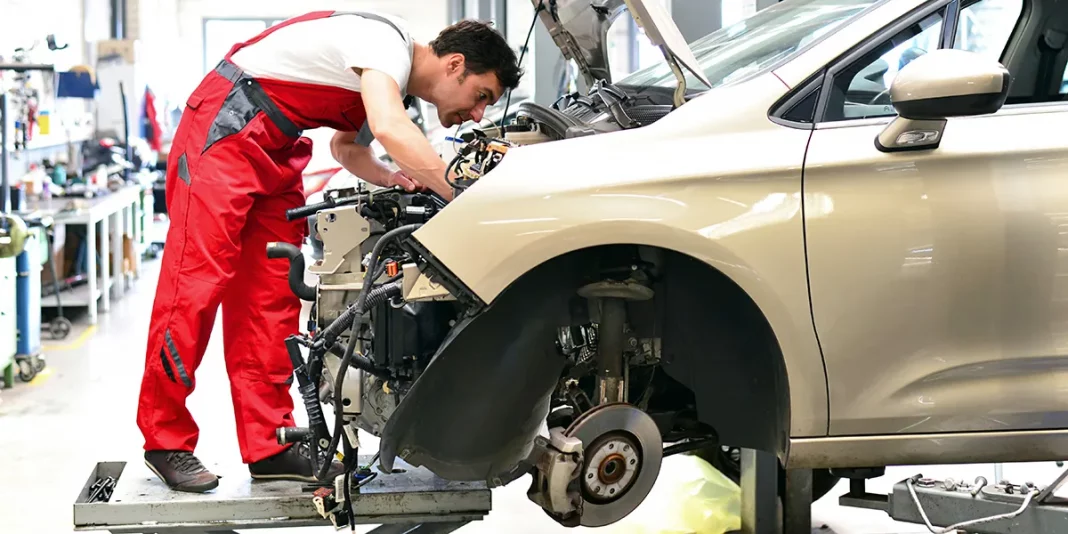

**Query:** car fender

left=412, top=112, right=829, bottom=439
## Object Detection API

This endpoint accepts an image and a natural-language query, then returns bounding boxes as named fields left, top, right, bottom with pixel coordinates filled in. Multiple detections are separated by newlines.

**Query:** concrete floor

left=3, top=247, right=1068, bottom=533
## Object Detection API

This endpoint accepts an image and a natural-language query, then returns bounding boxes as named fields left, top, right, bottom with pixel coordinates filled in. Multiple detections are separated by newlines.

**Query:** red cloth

left=144, top=87, right=163, bottom=152
left=136, top=11, right=371, bottom=463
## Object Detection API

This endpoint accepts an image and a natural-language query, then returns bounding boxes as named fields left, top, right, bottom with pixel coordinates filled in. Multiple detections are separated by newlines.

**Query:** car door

left=801, top=0, right=1068, bottom=436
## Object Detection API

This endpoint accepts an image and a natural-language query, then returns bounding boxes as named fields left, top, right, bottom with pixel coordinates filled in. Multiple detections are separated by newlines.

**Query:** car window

left=823, top=9, right=945, bottom=122
left=953, top=0, right=1023, bottom=61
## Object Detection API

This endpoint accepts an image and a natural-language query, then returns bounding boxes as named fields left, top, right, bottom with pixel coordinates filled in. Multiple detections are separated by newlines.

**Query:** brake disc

left=564, top=403, right=663, bottom=527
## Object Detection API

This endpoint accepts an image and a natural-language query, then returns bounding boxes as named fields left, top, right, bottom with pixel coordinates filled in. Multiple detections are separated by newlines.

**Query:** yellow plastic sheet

left=596, top=453, right=741, bottom=534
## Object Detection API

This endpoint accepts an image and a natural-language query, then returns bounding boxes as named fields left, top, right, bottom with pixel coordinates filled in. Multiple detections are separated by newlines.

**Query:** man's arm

left=330, top=131, right=422, bottom=192
left=359, top=69, right=456, bottom=201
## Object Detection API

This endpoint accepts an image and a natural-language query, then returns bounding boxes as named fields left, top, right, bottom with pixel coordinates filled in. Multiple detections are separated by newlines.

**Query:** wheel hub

left=564, top=403, right=662, bottom=527
left=583, top=434, right=640, bottom=502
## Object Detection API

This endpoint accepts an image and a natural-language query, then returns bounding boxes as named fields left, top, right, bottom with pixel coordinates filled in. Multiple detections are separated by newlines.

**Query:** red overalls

left=136, top=11, right=407, bottom=464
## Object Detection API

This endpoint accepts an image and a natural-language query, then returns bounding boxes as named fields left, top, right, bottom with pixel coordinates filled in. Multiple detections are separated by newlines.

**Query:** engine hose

left=266, top=242, right=316, bottom=301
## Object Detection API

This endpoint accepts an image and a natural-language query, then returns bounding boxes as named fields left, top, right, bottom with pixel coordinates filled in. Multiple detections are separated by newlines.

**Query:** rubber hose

left=266, top=242, right=316, bottom=301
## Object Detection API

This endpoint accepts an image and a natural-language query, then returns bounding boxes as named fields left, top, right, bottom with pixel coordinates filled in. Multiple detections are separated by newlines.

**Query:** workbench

left=24, top=184, right=150, bottom=325
left=74, top=456, right=492, bottom=534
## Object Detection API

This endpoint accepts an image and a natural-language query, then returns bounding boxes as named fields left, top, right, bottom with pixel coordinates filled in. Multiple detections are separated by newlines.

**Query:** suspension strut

left=578, top=280, right=655, bottom=405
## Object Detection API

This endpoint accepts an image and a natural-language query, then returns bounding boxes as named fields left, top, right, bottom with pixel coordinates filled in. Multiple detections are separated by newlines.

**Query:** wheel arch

left=457, top=233, right=796, bottom=460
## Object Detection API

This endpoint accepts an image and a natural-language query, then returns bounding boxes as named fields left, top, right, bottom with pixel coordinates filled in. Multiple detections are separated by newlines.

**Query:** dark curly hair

left=429, top=19, right=522, bottom=91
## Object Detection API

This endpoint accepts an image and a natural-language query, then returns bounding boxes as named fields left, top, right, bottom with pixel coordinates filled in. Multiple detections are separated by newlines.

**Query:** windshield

left=619, top=0, right=886, bottom=90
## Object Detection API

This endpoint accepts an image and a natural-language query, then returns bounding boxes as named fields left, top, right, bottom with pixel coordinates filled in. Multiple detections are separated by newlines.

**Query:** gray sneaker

left=249, top=442, right=345, bottom=482
left=144, top=450, right=219, bottom=493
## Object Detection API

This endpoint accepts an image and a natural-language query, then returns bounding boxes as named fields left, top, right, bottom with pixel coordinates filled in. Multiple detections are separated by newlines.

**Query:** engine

left=452, top=80, right=676, bottom=150
left=268, top=106, right=702, bottom=530
left=267, top=133, right=516, bottom=459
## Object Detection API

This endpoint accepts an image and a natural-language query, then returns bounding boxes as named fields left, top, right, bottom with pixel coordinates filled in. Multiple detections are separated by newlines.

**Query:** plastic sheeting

left=595, top=453, right=742, bottom=534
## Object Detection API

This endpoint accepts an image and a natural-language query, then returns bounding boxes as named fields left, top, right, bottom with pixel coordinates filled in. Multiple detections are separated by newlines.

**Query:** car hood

left=534, top=0, right=711, bottom=90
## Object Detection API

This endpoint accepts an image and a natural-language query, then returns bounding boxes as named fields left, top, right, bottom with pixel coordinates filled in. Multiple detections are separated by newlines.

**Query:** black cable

left=445, top=151, right=465, bottom=193
left=316, top=225, right=421, bottom=481
left=498, top=0, right=544, bottom=132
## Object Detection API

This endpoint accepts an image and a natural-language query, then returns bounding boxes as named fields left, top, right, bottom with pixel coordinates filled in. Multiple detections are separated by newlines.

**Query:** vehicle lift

left=73, top=455, right=492, bottom=534
left=74, top=447, right=1068, bottom=534
left=69, top=450, right=1068, bottom=534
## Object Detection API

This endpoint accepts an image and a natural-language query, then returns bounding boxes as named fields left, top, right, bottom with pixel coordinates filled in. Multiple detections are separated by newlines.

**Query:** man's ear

left=447, top=53, right=465, bottom=74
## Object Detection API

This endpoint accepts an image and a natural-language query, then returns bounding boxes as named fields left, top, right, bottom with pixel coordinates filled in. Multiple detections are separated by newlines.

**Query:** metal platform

left=73, top=456, right=492, bottom=534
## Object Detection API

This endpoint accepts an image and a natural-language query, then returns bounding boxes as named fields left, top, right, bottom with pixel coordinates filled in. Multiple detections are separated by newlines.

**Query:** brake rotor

left=564, top=403, right=662, bottom=527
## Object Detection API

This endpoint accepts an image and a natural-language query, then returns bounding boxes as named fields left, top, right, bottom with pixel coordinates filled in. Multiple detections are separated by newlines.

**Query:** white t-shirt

left=229, top=12, right=413, bottom=97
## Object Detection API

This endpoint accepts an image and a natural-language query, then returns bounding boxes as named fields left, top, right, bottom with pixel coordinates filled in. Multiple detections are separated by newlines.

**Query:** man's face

left=435, top=55, right=503, bottom=128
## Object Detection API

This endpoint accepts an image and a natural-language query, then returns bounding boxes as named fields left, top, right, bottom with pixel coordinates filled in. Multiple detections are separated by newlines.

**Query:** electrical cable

left=497, top=0, right=545, bottom=132
left=907, top=476, right=1036, bottom=533
left=316, top=224, right=422, bottom=481
left=444, top=151, right=465, bottom=193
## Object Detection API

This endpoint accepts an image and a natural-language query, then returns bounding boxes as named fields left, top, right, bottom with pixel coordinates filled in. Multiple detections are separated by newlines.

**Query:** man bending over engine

left=136, top=12, right=520, bottom=492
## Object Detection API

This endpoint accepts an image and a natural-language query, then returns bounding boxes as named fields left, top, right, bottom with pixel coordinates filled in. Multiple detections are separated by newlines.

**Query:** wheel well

left=496, top=243, right=791, bottom=459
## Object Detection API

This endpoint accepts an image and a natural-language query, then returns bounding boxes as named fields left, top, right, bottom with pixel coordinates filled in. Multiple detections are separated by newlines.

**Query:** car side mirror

left=876, top=49, right=1011, bottom=152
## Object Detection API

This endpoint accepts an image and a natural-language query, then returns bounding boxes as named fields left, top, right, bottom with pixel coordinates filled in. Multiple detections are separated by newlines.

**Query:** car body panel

left=413, top=73, right=832, bottom=437
left=804, top=103, right=1068, bottom=436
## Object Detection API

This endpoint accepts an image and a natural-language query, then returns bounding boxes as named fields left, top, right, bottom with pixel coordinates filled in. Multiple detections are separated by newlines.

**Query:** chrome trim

left=788, top=430, right=1068, bottom=469
left=814, top=117, right=894, bottom=129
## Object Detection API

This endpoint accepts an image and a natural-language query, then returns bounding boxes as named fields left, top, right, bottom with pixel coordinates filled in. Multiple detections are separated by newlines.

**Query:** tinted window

left=823, top=9, right=945, bottom=122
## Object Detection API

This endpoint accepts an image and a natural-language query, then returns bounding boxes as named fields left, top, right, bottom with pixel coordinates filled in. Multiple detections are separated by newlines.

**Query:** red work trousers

left=136, top=63, right=312, bottom=464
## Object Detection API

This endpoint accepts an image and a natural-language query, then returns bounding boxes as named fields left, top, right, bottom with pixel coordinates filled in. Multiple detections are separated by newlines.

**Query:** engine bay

left=267, top=118, right=724, bottom=528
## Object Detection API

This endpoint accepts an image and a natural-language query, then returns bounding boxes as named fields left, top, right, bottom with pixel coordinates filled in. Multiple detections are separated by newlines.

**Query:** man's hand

left=359, top=68, right=455, bottom=201
left=387, top=170, right=424, bottom=192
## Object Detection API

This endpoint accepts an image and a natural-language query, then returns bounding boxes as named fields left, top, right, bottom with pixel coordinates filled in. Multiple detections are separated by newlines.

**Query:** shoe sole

left=249, top=472, right=321, bottom=482
left=144, top=459, right=219, bottom=493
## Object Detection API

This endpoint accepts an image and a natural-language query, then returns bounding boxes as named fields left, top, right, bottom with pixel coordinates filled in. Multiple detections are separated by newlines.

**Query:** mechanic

left=135, top=11, right=521, bottom=493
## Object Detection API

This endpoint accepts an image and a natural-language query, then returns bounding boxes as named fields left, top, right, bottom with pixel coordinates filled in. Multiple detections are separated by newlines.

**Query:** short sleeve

left=338, top=18, right=413, bottom=95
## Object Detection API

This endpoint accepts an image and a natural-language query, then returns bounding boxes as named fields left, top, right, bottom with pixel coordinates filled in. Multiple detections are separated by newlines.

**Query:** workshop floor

left=3, top=250, right=1067, bottom=534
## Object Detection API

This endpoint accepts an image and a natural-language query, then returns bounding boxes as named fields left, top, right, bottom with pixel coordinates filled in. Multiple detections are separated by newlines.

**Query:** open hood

left=532, top=0, right=711, bottom=101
